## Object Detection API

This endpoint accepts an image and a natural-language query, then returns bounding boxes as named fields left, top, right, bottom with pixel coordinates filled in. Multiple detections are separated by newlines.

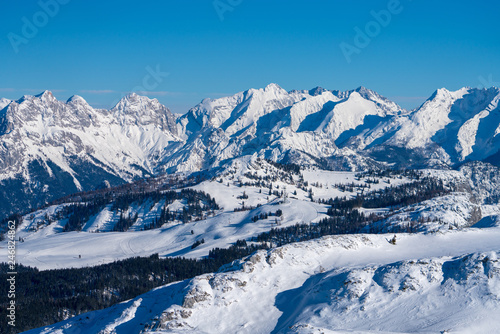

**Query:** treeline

left=62, top=195, right=109, bottom=232
left=255, top=209, right=376, bottom=246
left=251, top=209, right=282, bottom=222
left=0, top=240, right=268, bottom=333
left=255, top=177, right=447, bottom=247
left=321, top=177, right=448, bottom=211
left=264, top=159, right=301, bottom=175
left=355, top=168, right=423, bottom=180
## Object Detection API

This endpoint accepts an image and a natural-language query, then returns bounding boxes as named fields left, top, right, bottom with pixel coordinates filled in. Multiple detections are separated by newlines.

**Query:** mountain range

left=1, top=84, right=500, bottom=218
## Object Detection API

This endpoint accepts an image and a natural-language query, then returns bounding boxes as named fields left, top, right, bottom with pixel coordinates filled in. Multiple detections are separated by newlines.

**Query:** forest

left=0, top=241, right=268, bottom=333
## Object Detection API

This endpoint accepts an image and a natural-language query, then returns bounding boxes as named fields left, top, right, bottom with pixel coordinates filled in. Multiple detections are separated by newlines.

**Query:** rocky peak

left=0, top=98, right=11, bottom=111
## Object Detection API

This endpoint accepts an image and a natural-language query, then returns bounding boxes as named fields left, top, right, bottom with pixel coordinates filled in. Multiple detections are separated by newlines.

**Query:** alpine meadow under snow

left=1, top=84, right=500, bottom=333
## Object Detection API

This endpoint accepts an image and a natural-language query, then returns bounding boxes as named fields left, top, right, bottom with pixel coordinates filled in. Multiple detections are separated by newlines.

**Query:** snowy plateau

left=1, top=84, right=500, bottom=333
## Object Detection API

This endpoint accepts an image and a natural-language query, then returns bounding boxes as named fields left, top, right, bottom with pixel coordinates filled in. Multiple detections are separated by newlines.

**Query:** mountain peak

left=109, top=92, right=177, bottom=134
left=264, top=83, right=283, bottom=92
left=124, top=92, right=139, bottom=99
left=122, top=92, right=159, bottom=104
left=66, top=95, right=87, bottom=105
left=354, top=85, right=369, bottom=92
left=427, top=87, right=469, bottom=103
left=353, top=86, right=379, bottom=97
left=308, top=86, right=328, bottom=96
left=111, top=93, right=161, bottom=112
left=435, top=87, right=451, bottom=94
left=35, top=90, right=56, bottom=101
left=15, top=91, right=57, bottom=105
left=0, top=98, right=11, bottom=110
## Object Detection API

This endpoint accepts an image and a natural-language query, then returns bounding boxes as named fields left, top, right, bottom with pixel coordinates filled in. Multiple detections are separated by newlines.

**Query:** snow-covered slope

left=0, top=98, right=10, bottom=110
left=9, top=160, right=500, bottom=271
left=11, top=158, right=416, bottom=270
left=27, top=225, right=500, bottom=334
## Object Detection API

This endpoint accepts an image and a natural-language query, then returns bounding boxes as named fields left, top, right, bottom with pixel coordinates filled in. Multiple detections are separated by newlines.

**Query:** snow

left=26, top=224, right=500, bottom=334
left=3, top=85, right=499, bottom=198
left=301, top=169, right=410, bottom=201
left=11, top=196, right=326, bottom=270
left=6, top=159, right=426, bottom=270
left=0, top=91, right=181, bottom=185
left=5, top=161, right=500, bottom=333
left=375, top=193, right=481, bottom=232
left=5, top=179, right=497, bottom=330
left=100, top=298, right=142, bottom=334
left=9, top=162, right=496, bottom=271
left=388, top=88, right=464, bottom=149
left=456, top=110, right=488, bottom=160
left=0, top=98, right=11, bottom=110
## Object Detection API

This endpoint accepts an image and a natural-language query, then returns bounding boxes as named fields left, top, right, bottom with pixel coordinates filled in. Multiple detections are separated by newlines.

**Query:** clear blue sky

left=1, top=0, right=499, bottom=113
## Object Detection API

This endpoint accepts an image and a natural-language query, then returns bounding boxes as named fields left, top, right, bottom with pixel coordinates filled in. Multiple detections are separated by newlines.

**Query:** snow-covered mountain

left=170, top=84, right=404, bottom=172
left=0, top=91, right=181, bottom=217
left=7, top=158, right=500, bottom=333
left=5, top=84, right=500, bottom=334
left=2, top=85, right=500, bottom=218
left=168, top=84, right=500, bottom=172
left=26, top=227, right=500, bottom=334
left=357, top=87, right=500, bottom=168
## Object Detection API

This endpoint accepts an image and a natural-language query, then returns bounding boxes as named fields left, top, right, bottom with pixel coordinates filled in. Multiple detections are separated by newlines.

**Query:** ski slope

left=12, top=197, right=324, bottom=270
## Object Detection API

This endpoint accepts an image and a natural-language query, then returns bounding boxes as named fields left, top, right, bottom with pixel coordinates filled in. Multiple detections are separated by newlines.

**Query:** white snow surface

left=7, top=161, right=499, bottom=271
left=26, top=225, right=500, bottom=334
left=0, top=98, right=11, bottom=110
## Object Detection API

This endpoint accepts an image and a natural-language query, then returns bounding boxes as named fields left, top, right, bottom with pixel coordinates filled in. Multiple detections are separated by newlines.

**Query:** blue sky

left=1, top=0, right=499, bottom=113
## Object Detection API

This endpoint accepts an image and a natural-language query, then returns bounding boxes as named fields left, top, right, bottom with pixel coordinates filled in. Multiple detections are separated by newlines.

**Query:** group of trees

left=251, top=209, right=283, bottom=223
left=62, top=195, right=109, bottom=232
left=264, top=159, right=301, bottom=175
left=332, top=181, right=373, bottom=193
left=0, top=240, right=269, bottom=333
left=255, top=177, right=449, bottom=247
left=237, top=160, right=302, bottom=188
left=354, top=168, right=422, bottom=180
left=255, top=208, right=373, bottom=246
left=326, top=177, right=448, bottom=211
